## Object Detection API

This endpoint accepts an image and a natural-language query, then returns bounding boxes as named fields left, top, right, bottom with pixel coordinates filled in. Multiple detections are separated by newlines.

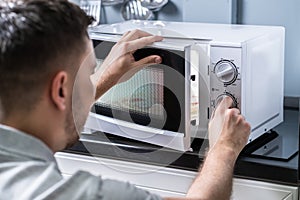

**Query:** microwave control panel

left=210, top=46, right=242, bottom=110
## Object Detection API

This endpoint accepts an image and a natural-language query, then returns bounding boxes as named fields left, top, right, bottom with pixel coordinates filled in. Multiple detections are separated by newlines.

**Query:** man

left=0, top=0, right=251, bottom=199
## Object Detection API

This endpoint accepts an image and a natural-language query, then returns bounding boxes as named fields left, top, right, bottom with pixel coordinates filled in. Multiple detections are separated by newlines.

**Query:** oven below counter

left=54, top=152, right=298, bottom=200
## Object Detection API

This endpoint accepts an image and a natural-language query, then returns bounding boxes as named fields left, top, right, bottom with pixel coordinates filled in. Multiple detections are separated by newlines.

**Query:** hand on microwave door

left=177, top=97, right=251, bottom=200
left=93, top=30, right=163, bottom=100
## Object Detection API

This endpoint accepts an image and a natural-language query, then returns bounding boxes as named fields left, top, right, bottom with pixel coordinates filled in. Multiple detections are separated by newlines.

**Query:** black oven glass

left=92, top=40, right=185, bottom=134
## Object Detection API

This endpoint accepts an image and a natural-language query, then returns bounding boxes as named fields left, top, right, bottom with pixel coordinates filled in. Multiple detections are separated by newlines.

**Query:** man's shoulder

left=0, top=159, right=162, bottom=200
left=0, top=124, right=56, bottom=164
left=0, top=159, right=63, bottom=200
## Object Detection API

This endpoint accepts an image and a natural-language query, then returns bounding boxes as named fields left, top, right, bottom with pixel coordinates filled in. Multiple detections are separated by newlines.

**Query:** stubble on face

left=64, top=96, right=86, bottom=149
left=63, top=40, right=97, bottom=149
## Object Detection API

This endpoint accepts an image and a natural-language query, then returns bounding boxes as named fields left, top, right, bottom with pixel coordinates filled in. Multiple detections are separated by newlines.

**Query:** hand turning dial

left=216, top=93, right=238, bottom=108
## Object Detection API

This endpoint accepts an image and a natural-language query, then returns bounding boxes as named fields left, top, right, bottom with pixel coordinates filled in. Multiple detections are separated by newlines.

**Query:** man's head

left=0, top=0, right=97, bottom=151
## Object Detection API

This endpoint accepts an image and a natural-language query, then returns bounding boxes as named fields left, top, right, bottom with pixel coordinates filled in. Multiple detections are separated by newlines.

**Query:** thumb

left=133, top=55, right=162, bottom=68
left=215, top=97, right=233, bottom=115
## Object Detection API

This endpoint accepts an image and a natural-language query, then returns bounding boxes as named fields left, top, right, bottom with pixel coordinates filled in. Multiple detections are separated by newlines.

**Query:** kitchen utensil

left=102, top=0, right=124, bottom=6
left=140, top=0, right=168, bottom=12
left=80, top=0, right=102, bottom=26
left=121, top=0, right=154, bottom=21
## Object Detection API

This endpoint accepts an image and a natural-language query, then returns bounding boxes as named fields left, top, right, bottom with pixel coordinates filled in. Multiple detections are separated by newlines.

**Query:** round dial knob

left=214, top=60, right=237, bottom=84
left=216, top=93, right=238, bottom=108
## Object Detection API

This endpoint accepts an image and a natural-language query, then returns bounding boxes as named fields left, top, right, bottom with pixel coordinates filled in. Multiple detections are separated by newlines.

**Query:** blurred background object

left=140, top=0, right=169, bottom=12
left=121, top=0, right=154, bottom=20
left=102, top=0, right=124, bottom=6
left=80, top=0, right=102, bottom=26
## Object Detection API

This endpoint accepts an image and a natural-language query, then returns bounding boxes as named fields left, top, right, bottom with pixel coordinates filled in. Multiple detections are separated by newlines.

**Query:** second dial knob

left=216, top=93, right=238, bottom=108
left=214, top=60, right=238, bottom=85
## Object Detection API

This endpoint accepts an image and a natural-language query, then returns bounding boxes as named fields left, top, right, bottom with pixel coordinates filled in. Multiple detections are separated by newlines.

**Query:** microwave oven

left=83, top=20, right=285, bottom=152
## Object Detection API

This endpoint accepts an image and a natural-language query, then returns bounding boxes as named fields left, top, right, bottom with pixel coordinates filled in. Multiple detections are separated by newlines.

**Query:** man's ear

left=51, top=71, right=68, bottom=111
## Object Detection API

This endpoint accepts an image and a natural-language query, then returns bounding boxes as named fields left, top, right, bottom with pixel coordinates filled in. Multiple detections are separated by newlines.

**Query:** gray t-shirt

left=0, top=124, right=162, bottom=200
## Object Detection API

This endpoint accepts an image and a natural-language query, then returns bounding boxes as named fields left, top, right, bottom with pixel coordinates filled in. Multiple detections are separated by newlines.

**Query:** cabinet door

left=283, top=193, right=293, bottom=200
left=55, top=152, right=298, bottom=200
left=231, top=179, right=298, bottom=200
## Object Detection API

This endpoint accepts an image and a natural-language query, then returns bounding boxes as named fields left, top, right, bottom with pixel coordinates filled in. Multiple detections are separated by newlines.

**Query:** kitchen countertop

left=64, top=108, right=300, bottom=185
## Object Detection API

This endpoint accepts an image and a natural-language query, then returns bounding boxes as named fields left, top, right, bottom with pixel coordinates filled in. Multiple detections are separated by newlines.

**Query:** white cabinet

left=55, top=152, right=299, bottom=200
left=231, top=179, right=298, bottom=200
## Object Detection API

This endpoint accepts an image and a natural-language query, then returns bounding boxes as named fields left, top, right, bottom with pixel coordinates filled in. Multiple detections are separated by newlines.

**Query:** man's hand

left=208, top=97, right=251, bottom=155
left=184, top=97, right=251, bottom=200
left=93, top=30, right=163, bottom=100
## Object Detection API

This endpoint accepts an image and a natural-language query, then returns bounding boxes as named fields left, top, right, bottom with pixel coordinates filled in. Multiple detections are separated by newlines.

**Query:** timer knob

left=216, top=93, right=238, bottom=108
left=214, top=60, right=237, bottom=84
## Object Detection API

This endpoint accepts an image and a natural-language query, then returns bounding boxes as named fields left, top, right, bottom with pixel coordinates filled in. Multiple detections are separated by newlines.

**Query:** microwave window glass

left=93, top=40, right=185, bottom=134
left=97, top=67, right=164, bottom=119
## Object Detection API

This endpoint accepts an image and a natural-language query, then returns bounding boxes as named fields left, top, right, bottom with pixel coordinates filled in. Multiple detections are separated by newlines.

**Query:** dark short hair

left=0, top=0, right=93, bottom=116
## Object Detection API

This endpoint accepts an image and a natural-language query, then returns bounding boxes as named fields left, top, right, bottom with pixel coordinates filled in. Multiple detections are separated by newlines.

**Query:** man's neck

left=1, top=113, right=59, bottom=153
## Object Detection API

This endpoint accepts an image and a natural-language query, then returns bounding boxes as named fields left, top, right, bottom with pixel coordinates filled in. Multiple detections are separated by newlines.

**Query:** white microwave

left=83, top=20, right=285, bottom=152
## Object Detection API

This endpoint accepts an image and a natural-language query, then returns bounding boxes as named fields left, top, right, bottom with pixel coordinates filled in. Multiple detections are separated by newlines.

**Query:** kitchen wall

left=73, top=0, right=300, bottom=97
left=98, top=0, right=236, bottom=24
left=237, top=0, right=300, bottom=97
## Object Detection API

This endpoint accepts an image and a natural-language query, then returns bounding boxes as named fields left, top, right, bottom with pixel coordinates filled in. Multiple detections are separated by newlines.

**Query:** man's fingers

left=230, top=108, right=241, bottom=116
left=132, top=55, right=162, bottom=68
left=222, top=96, right=235, bottom=108
left=122, top=29, right=153, bottom=41
left=120, top=31, right=132, bottom=41
left=214, top=97, right=234, bottom=115
left=225, top=108, right=241, bottom=121
left=126, top=35, right=163, bottom=53
left=116, top=55, right=162, bottom=83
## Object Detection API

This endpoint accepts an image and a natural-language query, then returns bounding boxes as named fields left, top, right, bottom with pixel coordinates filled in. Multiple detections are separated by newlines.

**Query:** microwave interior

left=89, top=40, right=189, bottom=143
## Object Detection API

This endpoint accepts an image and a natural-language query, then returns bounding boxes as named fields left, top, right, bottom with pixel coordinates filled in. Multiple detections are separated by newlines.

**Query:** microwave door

left=82, top=40, right=193, bottom=151
left=189, top=43, right=210, bottom=139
